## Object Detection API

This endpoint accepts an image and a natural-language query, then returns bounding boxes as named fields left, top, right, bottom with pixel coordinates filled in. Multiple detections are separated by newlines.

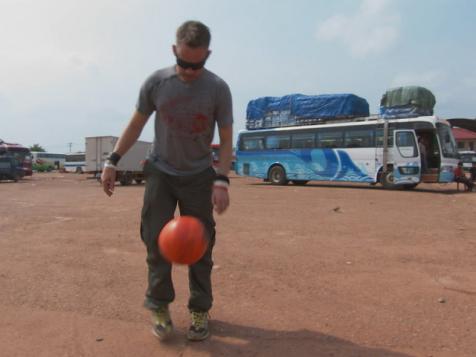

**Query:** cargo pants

left=140, top=161, right=216, bottom=312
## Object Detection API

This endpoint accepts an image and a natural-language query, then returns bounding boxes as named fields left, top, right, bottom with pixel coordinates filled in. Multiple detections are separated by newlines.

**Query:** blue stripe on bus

left=236, top=148, right=373, bottom=182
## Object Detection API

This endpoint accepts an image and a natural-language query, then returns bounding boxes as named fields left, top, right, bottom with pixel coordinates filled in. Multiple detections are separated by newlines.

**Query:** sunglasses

left=176, top=55, right=208, bottom=71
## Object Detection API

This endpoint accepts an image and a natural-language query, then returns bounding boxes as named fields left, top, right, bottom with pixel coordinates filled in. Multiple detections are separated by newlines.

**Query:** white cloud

left=316, top=0, right=400, bottom=58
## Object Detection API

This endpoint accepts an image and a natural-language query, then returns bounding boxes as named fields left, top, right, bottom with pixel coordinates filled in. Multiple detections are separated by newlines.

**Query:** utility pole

left=68, top=142, right=73, bottom=153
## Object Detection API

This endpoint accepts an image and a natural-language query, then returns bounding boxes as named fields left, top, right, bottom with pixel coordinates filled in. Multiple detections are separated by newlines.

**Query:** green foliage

left=33, top=163, right=54, bottom=172
left=30, top=144, right=46, bottom=152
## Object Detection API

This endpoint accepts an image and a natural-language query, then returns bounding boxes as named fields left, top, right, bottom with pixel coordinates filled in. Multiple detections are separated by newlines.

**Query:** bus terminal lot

left=1, top=173, right=475, bottom=357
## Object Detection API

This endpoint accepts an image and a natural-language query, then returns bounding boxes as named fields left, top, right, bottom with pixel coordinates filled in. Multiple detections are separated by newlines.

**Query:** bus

left=0, top=140, right=32, bottom=177
left=31, top=152, right=66, bottom=171
left=64, top=152, right=86, bottom=173
left=235, top=115, right=459, bottom=189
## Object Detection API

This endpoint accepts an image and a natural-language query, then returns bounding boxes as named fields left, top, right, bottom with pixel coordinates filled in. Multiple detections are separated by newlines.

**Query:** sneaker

left=151, top=305, right=173, bottom=340
left=187, top=311, right=210, bottom=341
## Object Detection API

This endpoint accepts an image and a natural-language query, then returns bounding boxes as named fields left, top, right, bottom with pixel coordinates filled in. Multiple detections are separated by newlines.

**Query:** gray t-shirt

left=136, top=66, right=233, bottom=175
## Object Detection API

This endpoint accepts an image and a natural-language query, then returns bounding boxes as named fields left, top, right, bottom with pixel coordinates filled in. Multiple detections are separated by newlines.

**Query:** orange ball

left=158, top=216, right=208, bottom=265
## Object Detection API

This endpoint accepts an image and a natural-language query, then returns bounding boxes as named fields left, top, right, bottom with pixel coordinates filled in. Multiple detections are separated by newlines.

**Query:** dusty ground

left=0, top=172, right=475, bottom=357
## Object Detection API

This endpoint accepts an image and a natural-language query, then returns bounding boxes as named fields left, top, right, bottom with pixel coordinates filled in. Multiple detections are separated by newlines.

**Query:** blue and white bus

left=64, top=152, right=86, bottom=173
left=235, top=115, right=459, bottom=189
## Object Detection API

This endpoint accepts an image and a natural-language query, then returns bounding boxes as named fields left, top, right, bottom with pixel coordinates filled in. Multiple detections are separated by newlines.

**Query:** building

left=452, top=127, right=476, bottom=151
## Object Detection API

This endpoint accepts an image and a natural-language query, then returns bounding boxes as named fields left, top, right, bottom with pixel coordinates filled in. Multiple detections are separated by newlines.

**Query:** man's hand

left=101, top=167, right=117, bottom=197
left=212, top=186, right=229, bottom=214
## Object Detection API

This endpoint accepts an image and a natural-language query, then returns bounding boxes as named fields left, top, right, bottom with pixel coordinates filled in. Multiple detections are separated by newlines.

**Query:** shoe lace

left=191, top=311, right=208, bottom=328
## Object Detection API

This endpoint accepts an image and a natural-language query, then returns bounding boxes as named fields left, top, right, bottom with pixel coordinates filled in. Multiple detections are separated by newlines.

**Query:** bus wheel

left=134, top=179, right=143, bottom=184
left=292, top=180, right=308, bottom=185
left=75, top=167, right=83, bottom=174
left=403, top=183, right=418, bottom=190
left=269, top=166, right=288, bottom=185
left=381, top=171, right=396, bottom=189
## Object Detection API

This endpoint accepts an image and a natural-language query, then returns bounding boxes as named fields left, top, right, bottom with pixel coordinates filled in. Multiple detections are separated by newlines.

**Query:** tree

left=29, top=144, right=46, bottom=152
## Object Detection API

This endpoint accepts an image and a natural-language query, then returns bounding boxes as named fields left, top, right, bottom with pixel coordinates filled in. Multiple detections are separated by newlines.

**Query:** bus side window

left=266, top=135, right=290, bottom=150
left=396, top=132, right=418, bottom=158
left=375, top=129, right=394, bottom=147
left=316, top=131, right=344, bottom=148
left=242, top=137, right=264, bottom=151
left=292, top=133, right=315, bottom=148
left=344, top=129, right=374, bottom=148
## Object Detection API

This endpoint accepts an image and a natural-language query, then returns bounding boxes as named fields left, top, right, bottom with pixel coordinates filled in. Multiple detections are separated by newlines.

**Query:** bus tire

left=292, top=180, right=308, bottom=185
left=134, top=179, right=143, bottom=184
left=402, top=183, right=418, bottom=190
left=268, top=165, right=288, bottom=185
left=75, top=167, right=83, bottom=174
left=381, top=170, right=397, bottom=189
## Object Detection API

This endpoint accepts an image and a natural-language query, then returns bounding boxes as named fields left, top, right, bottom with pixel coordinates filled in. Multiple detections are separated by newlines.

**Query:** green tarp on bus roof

left=380, top=86, right=436, bottom=109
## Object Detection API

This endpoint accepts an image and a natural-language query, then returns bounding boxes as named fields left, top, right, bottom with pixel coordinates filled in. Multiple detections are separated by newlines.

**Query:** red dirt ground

left=0, top=173, right=475, bottom=357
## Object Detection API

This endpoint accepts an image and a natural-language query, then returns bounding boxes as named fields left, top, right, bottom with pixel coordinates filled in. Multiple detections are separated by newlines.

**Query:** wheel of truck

left=119, top=172, right=133, bottom=186
left=292, top=180, right=309, bottom=185
left=402, top=183, right=418, bottom=190
left=380, top=170, right=397, bottom=189
left=75, top=166, right=83, bottom=174
left=268, top=165, right=288, bottom=185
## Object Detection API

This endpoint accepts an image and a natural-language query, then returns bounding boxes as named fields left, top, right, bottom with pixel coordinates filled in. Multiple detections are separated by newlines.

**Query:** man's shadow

left=185, top=319, right=412, bottom=357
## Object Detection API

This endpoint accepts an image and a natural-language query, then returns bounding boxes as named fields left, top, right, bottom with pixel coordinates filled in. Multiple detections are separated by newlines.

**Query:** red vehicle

left=0, top=140, right=33, bottom=176
left=211, top=144, right=236, bottom=171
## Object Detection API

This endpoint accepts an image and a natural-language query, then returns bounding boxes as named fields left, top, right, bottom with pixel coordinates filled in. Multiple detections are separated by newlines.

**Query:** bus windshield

left=436, top=123, right=458, bottom=158
left=65, top=153, right=86, bottom=162
left=4, top=147, right=31, bottom=161
left=0, top=144, right=33, bottom=176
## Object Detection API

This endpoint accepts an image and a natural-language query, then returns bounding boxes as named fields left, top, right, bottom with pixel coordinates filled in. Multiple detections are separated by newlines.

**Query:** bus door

left=391, top=130, right=421, bottom=186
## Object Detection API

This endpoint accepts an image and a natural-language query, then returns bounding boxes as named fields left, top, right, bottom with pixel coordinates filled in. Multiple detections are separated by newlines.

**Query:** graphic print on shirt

left=159, top=95, right=212, bottom=138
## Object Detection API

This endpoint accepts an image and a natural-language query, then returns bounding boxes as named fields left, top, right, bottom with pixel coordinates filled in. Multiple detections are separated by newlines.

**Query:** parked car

left=458, top=150, right=476, bottom=171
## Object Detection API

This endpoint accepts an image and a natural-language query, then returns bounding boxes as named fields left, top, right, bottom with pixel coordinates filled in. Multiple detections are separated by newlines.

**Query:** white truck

left=85, top=136, right=152, bottom=185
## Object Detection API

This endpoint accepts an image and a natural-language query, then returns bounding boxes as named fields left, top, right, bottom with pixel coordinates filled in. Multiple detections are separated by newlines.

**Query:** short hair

left=176, top=20, right=211, bottom=48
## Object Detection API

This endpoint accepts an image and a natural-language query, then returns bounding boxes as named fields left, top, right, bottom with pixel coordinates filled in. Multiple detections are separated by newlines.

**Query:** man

left=418, top=135, right=428, bottom=173
left=454, top=161, right=473, bottom=191
left=101, top=20, right=233, bottom=341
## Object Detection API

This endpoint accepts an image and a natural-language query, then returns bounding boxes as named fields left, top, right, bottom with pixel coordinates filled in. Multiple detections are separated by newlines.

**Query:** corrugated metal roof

left=452, top=127, right=476, bottom=140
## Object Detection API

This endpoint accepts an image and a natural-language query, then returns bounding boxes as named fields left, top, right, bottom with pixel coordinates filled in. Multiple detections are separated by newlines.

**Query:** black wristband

left=107, top=152, right=121, bottom=166
left=214, top=174, right=230, bottom=185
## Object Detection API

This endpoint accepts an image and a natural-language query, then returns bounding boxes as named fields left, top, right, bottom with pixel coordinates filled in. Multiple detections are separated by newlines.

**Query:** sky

left=1, top=0, right=476, bottom=152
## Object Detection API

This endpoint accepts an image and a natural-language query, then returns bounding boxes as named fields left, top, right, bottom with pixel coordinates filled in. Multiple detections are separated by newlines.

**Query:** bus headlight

left=398, top=167, right=419, bottom=175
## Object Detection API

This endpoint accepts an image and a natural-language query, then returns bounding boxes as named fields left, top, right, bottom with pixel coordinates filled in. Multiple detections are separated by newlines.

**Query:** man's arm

left=216, top=125, right=233, bottom=176
left=101, top=110, right=150, bottom=196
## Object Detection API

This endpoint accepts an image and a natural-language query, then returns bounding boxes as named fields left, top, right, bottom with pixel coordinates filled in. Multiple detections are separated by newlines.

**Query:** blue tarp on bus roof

left=246, top=93, right=370, bottom=120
